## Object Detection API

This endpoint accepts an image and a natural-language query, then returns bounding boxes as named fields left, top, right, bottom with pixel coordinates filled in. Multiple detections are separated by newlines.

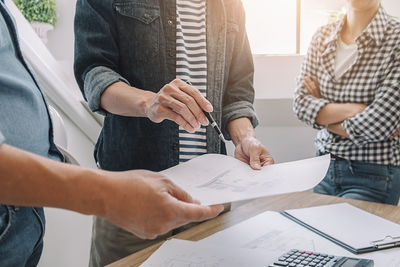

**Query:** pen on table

left=185, top=80, right=227, bottom=143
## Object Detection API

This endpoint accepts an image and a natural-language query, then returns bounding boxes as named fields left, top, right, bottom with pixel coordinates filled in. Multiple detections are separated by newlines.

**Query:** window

left=241, top=0, right=399, bottom=55
left=241, top=0, right=297, bottom=54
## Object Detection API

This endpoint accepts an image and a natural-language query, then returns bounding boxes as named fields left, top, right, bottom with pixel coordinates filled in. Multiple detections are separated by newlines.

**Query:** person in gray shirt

left=0, top=1, right=222, bottom=266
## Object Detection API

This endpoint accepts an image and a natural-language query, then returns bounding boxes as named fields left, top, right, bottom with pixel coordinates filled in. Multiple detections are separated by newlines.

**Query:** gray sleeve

left=222, top=101, right=259, bottom=140
left=83, top=66, right=130, bottom=115
left=0, top=130, right=5, bottom=145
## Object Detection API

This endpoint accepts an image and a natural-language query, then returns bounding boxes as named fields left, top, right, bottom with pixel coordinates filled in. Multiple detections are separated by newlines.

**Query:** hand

left=99, top=170, right=224, bottom=239
left=346, top=103, right=368, bottom=118
left=390, top=127, right=400, bottom=139
left=234, top=136, right=274, bottom=170
left=145, top=78, right=213, bottom=133
left=304, top=76, right=321, bottom=98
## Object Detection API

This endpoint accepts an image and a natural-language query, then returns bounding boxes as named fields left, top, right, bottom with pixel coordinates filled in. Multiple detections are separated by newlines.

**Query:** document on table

left=281, top=203, right=400, bottom=254
left=161, top=154, right=330, bottom=205
left=198, top=210, right=400, bottom=267
left=140, top=239, right=269, bottom=267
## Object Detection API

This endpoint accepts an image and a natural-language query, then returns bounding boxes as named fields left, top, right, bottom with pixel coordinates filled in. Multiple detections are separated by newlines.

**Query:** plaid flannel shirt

left=294, top=6, right=400, bottom=165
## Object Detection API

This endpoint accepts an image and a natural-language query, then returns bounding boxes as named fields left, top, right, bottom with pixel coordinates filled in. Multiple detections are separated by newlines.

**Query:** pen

left=185, top=80, right=227, bottom=143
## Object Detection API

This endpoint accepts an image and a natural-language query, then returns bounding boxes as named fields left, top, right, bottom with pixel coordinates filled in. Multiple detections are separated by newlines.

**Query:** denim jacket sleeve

left=74, top=0, right=130, bottom=115
left=221, top=1, right=258, bottom=138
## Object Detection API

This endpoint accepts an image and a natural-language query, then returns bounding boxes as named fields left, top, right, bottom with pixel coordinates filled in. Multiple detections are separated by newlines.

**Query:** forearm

left=327, top=123, right=349, bottom=138
left=226, top=117, right=256, bottom=146
left=315, top=103, right=363, bottom=126
left=100, top=81, right=155, bottom=117
left=0, top=144, right=106, bottom=216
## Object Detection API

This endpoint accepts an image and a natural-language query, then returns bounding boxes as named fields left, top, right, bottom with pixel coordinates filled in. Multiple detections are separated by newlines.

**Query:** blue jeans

left=314, top=158, right=400, bottom=205
left=0, top=205, right=45, bottom=267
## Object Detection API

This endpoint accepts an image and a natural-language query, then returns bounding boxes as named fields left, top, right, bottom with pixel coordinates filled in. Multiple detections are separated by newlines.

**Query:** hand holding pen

left=145, top=78, right=213, bottom=133
left=185, top=80, right=226, bottom=143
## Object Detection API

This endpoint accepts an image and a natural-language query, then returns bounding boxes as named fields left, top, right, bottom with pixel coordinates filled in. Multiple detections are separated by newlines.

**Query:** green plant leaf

left=14, top=0, right=57, bottom=26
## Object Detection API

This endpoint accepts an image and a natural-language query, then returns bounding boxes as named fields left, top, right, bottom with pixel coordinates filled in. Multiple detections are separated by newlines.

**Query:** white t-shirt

left=334, top=38, right=358, bottom=79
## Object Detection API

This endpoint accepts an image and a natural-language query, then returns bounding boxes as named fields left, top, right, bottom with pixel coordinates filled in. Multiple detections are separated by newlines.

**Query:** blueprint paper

left=198, top=210, right=400, bottom=267
left=139, top=239, right=269, bottom=267
left=161, top=154, right=330, bottom=205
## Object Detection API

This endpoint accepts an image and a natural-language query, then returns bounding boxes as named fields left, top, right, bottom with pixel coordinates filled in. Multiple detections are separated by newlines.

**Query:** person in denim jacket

left=74, top=0, right=274, bottom=265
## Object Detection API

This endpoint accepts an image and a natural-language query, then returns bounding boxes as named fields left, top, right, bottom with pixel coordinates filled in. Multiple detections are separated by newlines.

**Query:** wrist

left=139, top=90, right=155, bottom=118
left=227, top=117, right=255, bottom=146
left=67, top=168, right=108, bottom=217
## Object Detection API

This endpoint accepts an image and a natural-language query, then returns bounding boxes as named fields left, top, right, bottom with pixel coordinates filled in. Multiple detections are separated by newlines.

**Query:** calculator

left=269, top=249, right=374, bottom=267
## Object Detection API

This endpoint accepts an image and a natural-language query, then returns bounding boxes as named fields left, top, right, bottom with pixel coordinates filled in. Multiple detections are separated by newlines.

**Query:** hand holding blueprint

left=161, top=154, right=330, bottom=205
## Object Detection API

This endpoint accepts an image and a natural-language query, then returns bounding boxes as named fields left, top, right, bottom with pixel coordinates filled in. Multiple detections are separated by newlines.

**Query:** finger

left=167, top=181, right=196, bottom=204
left=167, top=97, right=200, bottom=129
left=176, top=80, right=213, bottom=113
left=304, top=78, right=314, bottom=94
left=162, top=107, right=195, bottom=133
left=303, top=77, right=311, bottom=90
left=312, top=76, right=320, bottom=88
left=248, top=146, right=262, bottom=170
left=159, top=86, right=200, bottom=129
left=171, top=90, right=209, bottom=126
left=180, top=203, right=224, bottom=222
left=260, top=154, right=274, bottom=166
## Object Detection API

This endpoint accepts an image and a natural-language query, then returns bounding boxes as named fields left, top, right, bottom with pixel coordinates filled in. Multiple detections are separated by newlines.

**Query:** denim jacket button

left=167, top=19, right=173, bottom=25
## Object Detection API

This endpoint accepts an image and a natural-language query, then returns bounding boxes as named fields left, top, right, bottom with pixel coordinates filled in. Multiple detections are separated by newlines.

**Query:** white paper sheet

left=161, top=154, right=330, bottom=205
left=139, top=239, right=269, bottom=267
left=284, top=203, right=400, bottom=250
left=198, top=210, right=400, bottom=267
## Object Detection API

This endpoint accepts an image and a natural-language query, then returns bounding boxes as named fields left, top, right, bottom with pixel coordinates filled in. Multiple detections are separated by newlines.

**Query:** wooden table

left=108, top=192, right=400, bottom=267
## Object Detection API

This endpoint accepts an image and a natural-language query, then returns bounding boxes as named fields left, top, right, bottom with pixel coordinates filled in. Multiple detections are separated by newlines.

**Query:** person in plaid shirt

left=294, top=0, right=400, bottom=205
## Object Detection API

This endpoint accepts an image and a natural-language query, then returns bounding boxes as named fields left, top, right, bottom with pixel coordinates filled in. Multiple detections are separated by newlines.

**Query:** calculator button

left=273, top=261, right=289, bottom=266
left=288, top=263, right=296, bottom=267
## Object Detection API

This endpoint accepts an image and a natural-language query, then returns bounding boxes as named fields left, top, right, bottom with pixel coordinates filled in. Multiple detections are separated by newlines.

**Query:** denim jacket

left=74, top=0, right=258, bottom=171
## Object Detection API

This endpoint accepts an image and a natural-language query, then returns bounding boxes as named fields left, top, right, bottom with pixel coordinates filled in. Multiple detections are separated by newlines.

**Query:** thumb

left=168, top=182, right=196, bottom=204
left=249, top=147, right=262, bottom=170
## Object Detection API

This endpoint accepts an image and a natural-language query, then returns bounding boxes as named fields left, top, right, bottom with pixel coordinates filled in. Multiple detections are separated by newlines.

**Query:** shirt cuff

left=0, top=131, right=5, bottom=145
left=222, top=101, right=259, bottom=140
left=296, top=96, right=329, bottom=129
left=342, top=118, right=368, bottom=146
left=84, top=66, right=130, bottom=115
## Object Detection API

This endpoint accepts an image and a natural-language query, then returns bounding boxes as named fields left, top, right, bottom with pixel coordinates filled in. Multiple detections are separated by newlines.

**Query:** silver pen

left=185, top=80, right=226, bottom=143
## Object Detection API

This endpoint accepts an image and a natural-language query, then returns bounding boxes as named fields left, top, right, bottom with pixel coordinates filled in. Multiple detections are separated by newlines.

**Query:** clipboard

left=280, top=203, right=400, bottom=254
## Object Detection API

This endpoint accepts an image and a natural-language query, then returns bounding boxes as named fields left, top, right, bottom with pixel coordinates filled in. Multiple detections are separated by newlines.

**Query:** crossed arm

left=303, top=76, right=400, bottom=140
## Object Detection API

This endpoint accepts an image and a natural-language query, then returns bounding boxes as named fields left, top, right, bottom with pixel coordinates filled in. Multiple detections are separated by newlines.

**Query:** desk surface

left=108, top=192, right=400, bottom=267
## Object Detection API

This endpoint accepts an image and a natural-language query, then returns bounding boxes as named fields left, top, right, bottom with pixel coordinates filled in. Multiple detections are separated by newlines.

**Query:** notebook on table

left=280, top=203, right=400, bottom=254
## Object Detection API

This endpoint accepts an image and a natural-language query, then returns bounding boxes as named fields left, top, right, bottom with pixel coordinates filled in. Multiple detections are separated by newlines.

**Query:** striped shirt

left=176, top=0, right=208, bottom=163
left=294, top=6, right=400, bottom=165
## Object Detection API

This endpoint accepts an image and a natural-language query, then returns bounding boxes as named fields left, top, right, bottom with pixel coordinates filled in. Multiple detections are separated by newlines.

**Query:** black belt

left=330, top=153, right=345, bottom=160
